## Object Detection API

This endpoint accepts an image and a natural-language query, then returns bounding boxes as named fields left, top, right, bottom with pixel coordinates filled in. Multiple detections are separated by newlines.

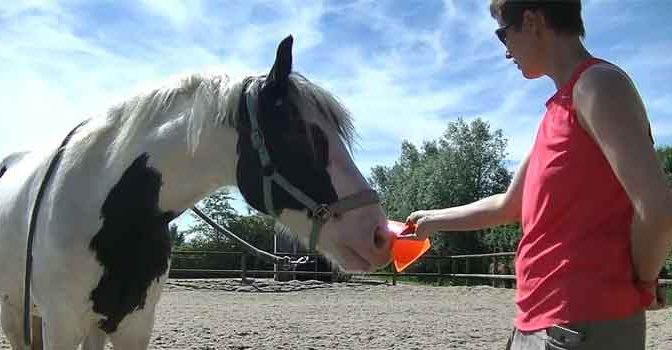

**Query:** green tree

left=182, top=188, right=279, bottom=269
left=656, top=146, right=672, bottom=185
left=168, top=223, right=186, bottom=248
left=370, top=118, right=517, bottom=257
left=655, top=146, right=672, bottom=276
left=225, top=214, right=276, bottom=253
left=186, top=188, right=239, bottom=250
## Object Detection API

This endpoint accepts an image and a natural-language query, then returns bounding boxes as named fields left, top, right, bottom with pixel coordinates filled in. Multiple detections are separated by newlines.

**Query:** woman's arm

left=574, top=65, right=672, bottom=282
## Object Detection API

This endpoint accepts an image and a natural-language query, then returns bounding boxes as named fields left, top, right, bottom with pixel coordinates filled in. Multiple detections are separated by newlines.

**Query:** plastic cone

left=388, top=220, right=431, bottom=272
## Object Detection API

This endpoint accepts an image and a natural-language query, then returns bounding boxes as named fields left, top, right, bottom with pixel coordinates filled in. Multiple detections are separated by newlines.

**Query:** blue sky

left=1, top=1, right=670, bottom=229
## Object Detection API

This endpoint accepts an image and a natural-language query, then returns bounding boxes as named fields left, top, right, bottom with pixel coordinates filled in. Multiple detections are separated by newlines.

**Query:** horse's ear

left=263, top=35, right=293, bottom=97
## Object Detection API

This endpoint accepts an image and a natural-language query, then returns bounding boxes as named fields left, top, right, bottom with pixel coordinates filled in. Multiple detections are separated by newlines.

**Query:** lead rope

left=190, top=206, right=309, bottom=266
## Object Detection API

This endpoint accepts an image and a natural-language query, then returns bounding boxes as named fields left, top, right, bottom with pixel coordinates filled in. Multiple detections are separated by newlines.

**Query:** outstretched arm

left=407, top=153, right=529, bottom=239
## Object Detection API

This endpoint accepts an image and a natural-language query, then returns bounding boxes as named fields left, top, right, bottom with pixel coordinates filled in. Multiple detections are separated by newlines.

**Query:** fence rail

left=169, top=250, right=672, bottom=287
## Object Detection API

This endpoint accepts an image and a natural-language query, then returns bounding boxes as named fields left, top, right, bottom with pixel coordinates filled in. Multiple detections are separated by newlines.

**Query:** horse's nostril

left=373, top=226, right=391, bottom=251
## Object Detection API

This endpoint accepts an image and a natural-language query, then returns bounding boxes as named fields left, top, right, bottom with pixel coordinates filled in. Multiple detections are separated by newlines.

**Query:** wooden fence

left=169, top=250, right=672, bottom=288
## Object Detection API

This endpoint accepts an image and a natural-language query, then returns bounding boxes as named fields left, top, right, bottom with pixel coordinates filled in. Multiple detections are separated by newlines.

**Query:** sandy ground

left=2, top=279, right=671, bottom=349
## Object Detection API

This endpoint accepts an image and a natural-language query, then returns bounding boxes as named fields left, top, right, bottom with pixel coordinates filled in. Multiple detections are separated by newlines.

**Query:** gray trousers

left=505, top=311, right=645, bottom=350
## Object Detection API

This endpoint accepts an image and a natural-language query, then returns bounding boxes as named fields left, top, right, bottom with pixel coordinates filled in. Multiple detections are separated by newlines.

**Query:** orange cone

left=388, top=221, right=431, bottom=272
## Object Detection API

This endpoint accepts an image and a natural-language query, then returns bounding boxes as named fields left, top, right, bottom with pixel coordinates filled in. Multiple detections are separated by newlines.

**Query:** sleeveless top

left=515, top=58, right=651, bottom=331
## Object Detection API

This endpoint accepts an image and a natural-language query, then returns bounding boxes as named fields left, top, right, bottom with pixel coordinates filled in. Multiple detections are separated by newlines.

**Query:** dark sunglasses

left=495, top=24, right=513, bottom=45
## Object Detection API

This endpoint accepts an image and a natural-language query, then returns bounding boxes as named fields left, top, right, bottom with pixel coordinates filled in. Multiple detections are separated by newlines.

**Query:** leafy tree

left=180, top=188, right=278, bottom=269
left=370, top=118, right=516, bottom=258
left=656, top=146, right=672, bottom=276
left=186, top=188, right=239, bottom=247
left=480, top=224, right=520, bottom=253
left=168, top=223, right=185, bottom=248
left=225, top=214, right=276, bottom=253
left=656, top=146, right=672, bottom=186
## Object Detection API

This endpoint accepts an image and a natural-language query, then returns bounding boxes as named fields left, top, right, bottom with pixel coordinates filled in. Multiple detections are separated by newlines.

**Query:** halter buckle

left=312, top=204, right=332, bottom=222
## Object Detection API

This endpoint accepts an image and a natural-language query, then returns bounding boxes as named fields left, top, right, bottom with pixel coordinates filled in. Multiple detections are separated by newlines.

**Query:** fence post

left=437, top=259, right=442, bottom=286
left=240, top=252, right=248, bottom=283
left=273, top=234, right=278, bottom=281
left=31, top=315, right=43, bottom=350
left=465, top=259, right=470, bottom=286
left=448, top=257, right=457, bottom=285
left=331, top=261, right=337, bottom=282
left=489, top=257, right=495, bottom=287
left=392, top=267, right=397, bottom=286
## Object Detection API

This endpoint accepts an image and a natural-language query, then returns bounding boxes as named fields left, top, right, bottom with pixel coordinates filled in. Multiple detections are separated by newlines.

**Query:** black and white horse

left=0, top=36, right=391, bottom=349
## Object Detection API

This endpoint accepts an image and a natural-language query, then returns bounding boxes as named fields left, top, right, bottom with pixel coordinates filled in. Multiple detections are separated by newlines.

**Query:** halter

left=244, top=82, right=380, bottom=251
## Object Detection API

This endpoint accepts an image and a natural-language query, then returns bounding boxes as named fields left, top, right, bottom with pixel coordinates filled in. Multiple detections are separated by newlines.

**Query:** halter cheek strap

left=245, top=83, right=379, bottom=251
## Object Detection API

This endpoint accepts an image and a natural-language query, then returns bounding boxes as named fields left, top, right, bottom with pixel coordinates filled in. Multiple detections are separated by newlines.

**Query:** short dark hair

left=490, top=0, right=585, bottom=38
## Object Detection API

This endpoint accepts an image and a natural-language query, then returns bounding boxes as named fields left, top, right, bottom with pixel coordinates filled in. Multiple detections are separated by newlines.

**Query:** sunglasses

left=495, top=24, right=513, bottom=45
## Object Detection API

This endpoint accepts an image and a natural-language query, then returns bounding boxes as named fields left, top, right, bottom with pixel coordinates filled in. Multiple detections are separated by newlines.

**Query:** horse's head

left=235, top=36, right=391, bottom=272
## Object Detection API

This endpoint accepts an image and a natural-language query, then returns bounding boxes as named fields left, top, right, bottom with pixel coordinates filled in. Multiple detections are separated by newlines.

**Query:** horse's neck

left=110, top=105, right=240, bottom=215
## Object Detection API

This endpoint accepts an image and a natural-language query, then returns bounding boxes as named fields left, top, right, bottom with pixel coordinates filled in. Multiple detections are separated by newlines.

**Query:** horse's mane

left=285, top=73, right=356, bottom=150
left=103, top=71, right=356, bottom=164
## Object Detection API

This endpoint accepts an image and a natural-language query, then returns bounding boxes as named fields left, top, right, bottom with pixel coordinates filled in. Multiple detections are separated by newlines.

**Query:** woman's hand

left=647, top=284, right=667, bottom=311
left=406, top=210, right=433, bottom=224
left=405, top=210, right=438, bottom=240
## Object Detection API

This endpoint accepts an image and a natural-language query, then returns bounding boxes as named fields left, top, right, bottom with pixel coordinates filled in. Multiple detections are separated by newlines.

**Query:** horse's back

left=0, top=149, right=42, bottom=226
left=0, top=149, right=51, bottom=293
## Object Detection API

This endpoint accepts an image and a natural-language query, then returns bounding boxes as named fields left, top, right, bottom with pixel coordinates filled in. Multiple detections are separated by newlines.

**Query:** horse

left=0, top=36, right=392, bottom=349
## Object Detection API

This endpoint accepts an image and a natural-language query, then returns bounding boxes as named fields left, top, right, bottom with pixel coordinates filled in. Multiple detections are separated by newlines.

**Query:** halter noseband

left=244, top=82, right=380, bottom=251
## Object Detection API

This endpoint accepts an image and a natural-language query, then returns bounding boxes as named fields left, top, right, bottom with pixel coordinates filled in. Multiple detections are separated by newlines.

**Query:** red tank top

left=515, top=58, right=650, bottom=331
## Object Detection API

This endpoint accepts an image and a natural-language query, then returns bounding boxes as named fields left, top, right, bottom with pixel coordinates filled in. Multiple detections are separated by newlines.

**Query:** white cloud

left=140, top=0, right=207, bottom=30
left=1, top=0, right=670, bottom=217
left=0, top=0, right=62, bottom=18
left=0, top=5, right=153, bottom=156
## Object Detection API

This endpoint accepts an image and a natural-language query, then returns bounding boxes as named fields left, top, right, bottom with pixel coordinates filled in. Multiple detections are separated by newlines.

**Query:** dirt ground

left=2, top=279, right=671, bottom=349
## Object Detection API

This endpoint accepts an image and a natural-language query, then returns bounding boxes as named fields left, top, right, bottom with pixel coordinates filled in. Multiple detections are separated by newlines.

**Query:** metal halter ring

left=311, top=204, right=332, bottom=222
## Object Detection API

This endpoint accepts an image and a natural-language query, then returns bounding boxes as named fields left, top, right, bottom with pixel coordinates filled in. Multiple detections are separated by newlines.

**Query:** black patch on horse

left=0, top=166, right=6, bottom=179
left=89, top=154, right=173, bottom=333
